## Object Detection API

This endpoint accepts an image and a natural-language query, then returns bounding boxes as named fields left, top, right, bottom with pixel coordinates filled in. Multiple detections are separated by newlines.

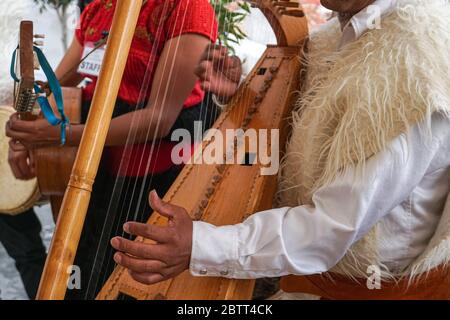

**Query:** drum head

left=0, top=106, right=40, bottom=215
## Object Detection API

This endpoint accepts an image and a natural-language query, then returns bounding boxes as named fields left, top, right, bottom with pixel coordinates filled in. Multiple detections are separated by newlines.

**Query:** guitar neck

left=14, top=21, right=37, bottom=119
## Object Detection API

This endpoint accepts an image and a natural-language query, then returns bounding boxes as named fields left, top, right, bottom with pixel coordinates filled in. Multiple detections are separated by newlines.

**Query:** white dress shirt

left=190, top=0, right=450, bottom=279
left=339, top=0, right=397, bottom=48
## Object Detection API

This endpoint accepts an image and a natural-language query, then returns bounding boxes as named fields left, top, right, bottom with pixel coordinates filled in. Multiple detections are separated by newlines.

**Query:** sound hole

left=117, top=292, right=137, bottom=300
left=257, top=67, right=267, bottom=75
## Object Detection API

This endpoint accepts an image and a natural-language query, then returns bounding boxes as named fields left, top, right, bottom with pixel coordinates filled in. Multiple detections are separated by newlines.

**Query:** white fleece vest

left=279, top=0, right=450, bottom=279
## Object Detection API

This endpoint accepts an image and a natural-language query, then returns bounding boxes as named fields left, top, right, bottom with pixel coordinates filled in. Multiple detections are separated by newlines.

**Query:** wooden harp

left=37, top=0, right=309, bottom=300
left=98, top=0, right=309, bottom=300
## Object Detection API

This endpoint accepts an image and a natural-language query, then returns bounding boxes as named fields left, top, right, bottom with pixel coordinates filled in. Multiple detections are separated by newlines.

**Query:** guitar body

left=35, top=87, right=82, bottom=218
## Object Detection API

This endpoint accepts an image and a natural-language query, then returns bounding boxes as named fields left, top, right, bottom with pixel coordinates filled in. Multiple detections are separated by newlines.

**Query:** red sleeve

left=75, top=0, right=102, bottom=44
left=165, top=0, right=218, bottom=43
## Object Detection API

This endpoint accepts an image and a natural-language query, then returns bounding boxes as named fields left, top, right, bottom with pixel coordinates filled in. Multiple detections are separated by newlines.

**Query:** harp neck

left=251, top=0, right=308, bottom=46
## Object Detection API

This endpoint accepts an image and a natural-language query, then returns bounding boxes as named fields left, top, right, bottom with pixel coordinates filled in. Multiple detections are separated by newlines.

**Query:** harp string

left=188, top=0, right=236, bottom=198
left=113, top=0, right=225, bottom=236
left=88, top=0, right=179, bottom=296
left=84, top=0, right=222, bottom=296
left=86, top=0, right=283, bottom=298
left=84, top=0, right=181, bottom=296
left=190, top=0, right=220, bottom=187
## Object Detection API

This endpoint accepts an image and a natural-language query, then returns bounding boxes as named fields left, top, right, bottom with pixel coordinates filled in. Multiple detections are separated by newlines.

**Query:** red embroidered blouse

left=75, top=0, right=218, bottom=176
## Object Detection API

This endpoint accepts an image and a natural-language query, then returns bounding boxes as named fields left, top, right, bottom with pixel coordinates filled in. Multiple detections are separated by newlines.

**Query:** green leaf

left=210, top=0, right=249, bottom=54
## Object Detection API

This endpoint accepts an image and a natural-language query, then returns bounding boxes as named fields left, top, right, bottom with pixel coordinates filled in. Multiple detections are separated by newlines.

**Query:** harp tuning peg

left=34, top=40, right=44, bottom=46
left=34, top=34, right=45, bottom=39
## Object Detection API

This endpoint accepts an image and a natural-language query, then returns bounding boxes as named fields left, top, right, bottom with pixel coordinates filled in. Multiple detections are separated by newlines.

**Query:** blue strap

left=10, top=46, right=69, bottom=145
left=10, top=49, right=20, bottom=82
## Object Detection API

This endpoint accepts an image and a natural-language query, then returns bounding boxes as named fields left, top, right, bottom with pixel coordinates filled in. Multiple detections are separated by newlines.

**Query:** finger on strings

left=113, top=251, right=166, bottom=274
left=123, top=221, right=172, bottom=243
left=212, top=53, right=241, bottom=72
left=200, top=80, right=213, bottom=92
left=194, top=60, right=211, bottom=80
left=201, top=43, right=227, bottom=62
left=201, top=79, right=228, bottom=97
left=225, top=55, right=242, bottom=70
left=111, top=236, right=166, bottom=260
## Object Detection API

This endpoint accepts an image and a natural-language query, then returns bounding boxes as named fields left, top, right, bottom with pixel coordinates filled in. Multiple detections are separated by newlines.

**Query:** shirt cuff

left=189, top=221, right=240, bottom=278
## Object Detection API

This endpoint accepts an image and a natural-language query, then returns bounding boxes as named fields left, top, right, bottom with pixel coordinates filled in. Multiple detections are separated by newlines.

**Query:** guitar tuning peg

left=34, top=40, right=44, bottom=46
left=34, top=34, right=45, bottom=39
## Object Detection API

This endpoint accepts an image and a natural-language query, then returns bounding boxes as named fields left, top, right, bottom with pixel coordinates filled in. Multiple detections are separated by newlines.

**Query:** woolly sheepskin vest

left=279, top=0, right=450, bottom=279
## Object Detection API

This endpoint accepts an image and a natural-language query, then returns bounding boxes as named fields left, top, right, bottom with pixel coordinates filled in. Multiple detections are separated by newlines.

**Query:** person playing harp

left=110, top=0, right=450, bottom=299
left=6, top=0, right=219, bottom=299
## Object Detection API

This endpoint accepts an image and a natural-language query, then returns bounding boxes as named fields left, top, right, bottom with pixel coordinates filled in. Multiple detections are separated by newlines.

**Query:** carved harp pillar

left=97, top=0, right=308, bottom=300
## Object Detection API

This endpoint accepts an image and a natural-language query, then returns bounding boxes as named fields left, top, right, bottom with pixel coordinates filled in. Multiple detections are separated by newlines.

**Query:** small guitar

left=12, top=20, right=82, bottom=220
left=13, top=21, right=38, bottom=119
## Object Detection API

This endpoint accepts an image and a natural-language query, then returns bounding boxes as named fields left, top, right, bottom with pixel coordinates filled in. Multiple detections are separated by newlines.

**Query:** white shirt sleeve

left=189, top=114, right=450, bottom=279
